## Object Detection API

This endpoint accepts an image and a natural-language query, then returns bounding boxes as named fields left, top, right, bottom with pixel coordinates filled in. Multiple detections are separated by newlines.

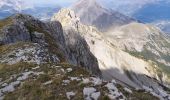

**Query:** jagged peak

left=51, top=8, right=80, bottom=28
left=71, top=0, right=104, bottom=10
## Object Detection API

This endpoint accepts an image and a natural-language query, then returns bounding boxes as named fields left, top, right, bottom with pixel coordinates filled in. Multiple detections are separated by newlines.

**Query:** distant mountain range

left=132, top=1, right=170, bottom=34
left=0, top=0, right=60, bottom=20
left=99, top=0, right=170, bottom=34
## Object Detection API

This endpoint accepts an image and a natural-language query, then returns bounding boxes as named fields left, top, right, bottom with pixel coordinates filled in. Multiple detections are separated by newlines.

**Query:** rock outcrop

left=0, top=13, right=101, bottom=76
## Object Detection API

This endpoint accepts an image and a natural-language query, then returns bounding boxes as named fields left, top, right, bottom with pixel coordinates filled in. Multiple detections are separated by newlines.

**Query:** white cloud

left=0, top=0, right=33, bottom=12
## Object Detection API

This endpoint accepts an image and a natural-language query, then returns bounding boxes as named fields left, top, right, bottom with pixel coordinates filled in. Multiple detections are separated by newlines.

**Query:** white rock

left=158, top=88, right=168, bottom=97
left=70, top=77, right=81, bottom=81
left=43, top=80, right=52, bottom=85
left=32, top=66, right=40, bottom=70
left=105, top=83, right=117, bottom=91
left=66, top=91, right=75, bottom=100
left=111, top=79, right=116, bottom=84
left=91, top=92, right=100, bottom=100
left=66, top=68, right=73, bottom=72
left=61, top=68, right=65, bottom=73
left=54, top=66, right=62, bottom=68
left=1, top=83, right=8, bottom=87
left=0, top=81, right=20, bottom=94
left=124, top=87, right=132, bottom=93
left=17, top=71, right=34, bottom=81
left=63, top=80, right=70, bottom=84
left=82, top=78, right=90, bottom=84
left=83, top=87, right=96, bottom=96
left=91, top=77, right=102, bottom=85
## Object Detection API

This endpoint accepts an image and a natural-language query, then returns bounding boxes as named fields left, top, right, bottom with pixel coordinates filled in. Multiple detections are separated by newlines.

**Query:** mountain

left=99, top=0, right=170, bottom=34
left=0, top=13, right=103, bottom=99
left=153, top=20, right=170, bottom=34
left=132, top=0, right=170, bottom=34
left=0, top=0, right=61, bottom=20
left=52, top=8, right=170, bottom=99
left=71, top=0, right=135, bottom=32
left=0, top=13, right=162, bottom=100
left=0, top=5, right=61, bottom=20
left=21, top=6, right=61, bottom=20
left=1, top=0, right=170, bottom=99
left=106, top=22, right=170, bottom=81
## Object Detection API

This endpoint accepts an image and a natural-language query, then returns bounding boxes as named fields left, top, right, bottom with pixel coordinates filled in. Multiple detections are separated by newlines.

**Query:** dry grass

left=0, top=17, right=13, bottom=29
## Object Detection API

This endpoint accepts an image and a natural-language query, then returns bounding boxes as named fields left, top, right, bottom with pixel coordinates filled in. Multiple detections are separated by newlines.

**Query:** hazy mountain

left=71, top=0, right=135, bottom=32
left=133, top=1, right=170, bottom=34
left=99, top=0, right=170, bottom=33
left=0, top=0, right=60, bottom=20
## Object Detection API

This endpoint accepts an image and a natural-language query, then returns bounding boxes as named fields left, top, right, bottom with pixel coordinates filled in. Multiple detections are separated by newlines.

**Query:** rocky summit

left=0, top=0, right=170, bottom=100
left=71, top=0, right=135, bottom=32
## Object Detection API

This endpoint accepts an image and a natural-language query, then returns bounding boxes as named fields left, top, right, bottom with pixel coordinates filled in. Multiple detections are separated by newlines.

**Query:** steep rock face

left=52, top=8, right=170, bottom=99
left=71, top=0, right=135, bottom=32
left=0, top=14, right=101, bottom=76
left=63, top=28, right=100, bottom=76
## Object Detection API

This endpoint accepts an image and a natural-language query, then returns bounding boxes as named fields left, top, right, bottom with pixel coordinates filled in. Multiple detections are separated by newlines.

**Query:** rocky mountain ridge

left=0, top=13, right=163, bottom=100
left=0, top=0, right=170, bottom=99
left=52, top=8, right=170, bottom=99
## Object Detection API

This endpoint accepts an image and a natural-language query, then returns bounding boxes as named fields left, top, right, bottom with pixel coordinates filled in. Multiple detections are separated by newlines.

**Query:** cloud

left=0, top=0, right=36, bottom=11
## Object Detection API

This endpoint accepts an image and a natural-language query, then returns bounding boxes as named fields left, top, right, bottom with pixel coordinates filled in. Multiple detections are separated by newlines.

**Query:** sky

left=24, top=0, right=77, bottom=6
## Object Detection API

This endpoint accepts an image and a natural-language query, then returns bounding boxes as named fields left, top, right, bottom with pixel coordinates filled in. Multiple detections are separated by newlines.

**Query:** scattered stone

left=111, top=79, right=116, bottom=84
left=91, top=92, right=100, bottom=100
left=66, top=68, right=73, bottom=72
left=17, top=71, right=34, bottom=81
left=1, top=83, right=8, bottom=87
left=124, top=87, right=132, bottom=93
left=63, top=80, right=70, bottom=84
left=61, top=68, right=65, bottom=73
left=83, top=87, right=96, bottom=99
left=105, top=83, right=117, bottom=91
left=32, top=66, right=40, bottom=70
left=43, top=80, right=52, bottom=85
left=90, top=77, right=102, bottom=85
left=82, top=78, right=90, bottom=84
left=54, top=66, right=62, bottom=68
left=70, top=77, right=81, bottom=81
left=66, top=91, right=76, bottom=100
